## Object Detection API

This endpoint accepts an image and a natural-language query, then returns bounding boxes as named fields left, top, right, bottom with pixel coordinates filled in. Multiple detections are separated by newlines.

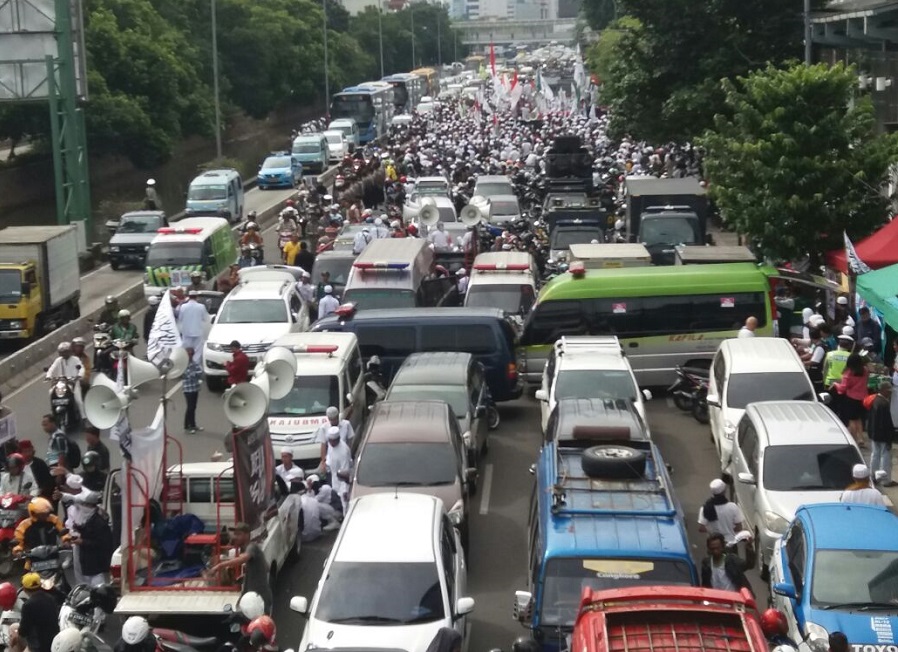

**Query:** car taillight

left=507, top=362, right=518, bottom=381
left=111, top=565, right=121, bottom=582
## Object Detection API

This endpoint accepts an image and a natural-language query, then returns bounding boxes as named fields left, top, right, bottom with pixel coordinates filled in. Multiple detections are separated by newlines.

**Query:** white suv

left=289, top=493, right=474, bottom=651
left=535, top=336, right=651, bottom=433
left=203, top=272, right=310, bottom=390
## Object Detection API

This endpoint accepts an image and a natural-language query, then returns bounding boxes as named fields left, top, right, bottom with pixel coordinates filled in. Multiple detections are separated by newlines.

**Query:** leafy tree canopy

left=700, top=62, right=898, bottom=265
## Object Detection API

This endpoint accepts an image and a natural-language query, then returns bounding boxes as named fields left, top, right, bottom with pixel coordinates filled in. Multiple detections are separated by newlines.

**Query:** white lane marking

left=666, top=397, right=674, bottom=409
left=479, top=464, right=494, bottom=515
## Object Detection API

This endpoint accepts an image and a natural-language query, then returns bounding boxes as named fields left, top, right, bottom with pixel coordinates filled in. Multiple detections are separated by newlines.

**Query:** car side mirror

left=642, top=389, right=653, bottom=401
left=475, top=405, right=486, bottom=418
left=706, top=394, right=721, bottom=408
left=818, top=392, right=832, bottom=405
left=513, top=590, right=533, bottom=623
left=465, top=467, right=477, bottom=484
left=289, top=596, right=309, bottom=615
left=454, top=596, right=475, bottom=618
left=772, top=581, right=797, bottom=600
left=346, top=393, right=353, bottom=405
left=534, top=389, right=548, bottom=402
left=737, top=472, right=756, bottom=486
left=291, top=312, right=298, bottom=322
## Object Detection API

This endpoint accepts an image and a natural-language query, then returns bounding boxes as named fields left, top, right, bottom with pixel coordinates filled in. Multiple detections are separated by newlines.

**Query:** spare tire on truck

left=582, top=445, right=647, bottom=480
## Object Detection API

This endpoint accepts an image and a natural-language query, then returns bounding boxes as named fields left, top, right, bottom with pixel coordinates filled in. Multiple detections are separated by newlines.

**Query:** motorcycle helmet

left=146, top=179, right=156, bottom=187
left=6, top=453, right=24, bottom=469
left=21, top=572, right=40, bottom=590
left=51, top=627, right=83, bottom=652
left=0, top=582, right=16, bottom=610
left=246, top=616, right=276, bottom=648
left=246, top=221, right=259, bottom=231
left=57, top=342, right=71, bottom=353
left=67, top=584, right=93, bottom=609
left=28, top=497, right=53, bottom=518
left=117, top=309, right=131, bottom=319
left=367, top=355, right=382, bottom=371
left=760, top=608, right=789, bottom=638
left=771, top=648, right=796, bottom=652
left=104, top=296, right=116, bottom=305
left=71, top=337, right=85, bottom=346
left=81, top=451, right=101, bottom=471
left=237, top=591, right=265, bottom=620
left=286, top=199, right=295, bottom=207
left=122, top=616, right=150, bottom=645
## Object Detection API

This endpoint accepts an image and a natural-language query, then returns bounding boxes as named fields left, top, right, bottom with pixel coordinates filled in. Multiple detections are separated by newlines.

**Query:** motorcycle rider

left=111, top=310, right=138, bottom=346
left=69, top=338, right=90, bottom=393
left=79, top=451, right=108, bottom=493
left=98, top=296, right=119, bottom=329
left=189, top=271, right=205, bottom=293
left=143, top=179, right=159, bottom=211
left=13, top=497, right=70, bottom=558
left=278, top=201, right=299, bottom=232
left=49, top=628, right=83, bottom=652
left=69, top=491, right=113, bottom=588
left=760, top=608, right=798, bottom=648
left=45, top=343, right=85, bottom=422
left=241, top=222, right=263, bottom=247
left=16, top=572, right=61, bottom=652
left=115, top=616, right=156, bottom=652
left=0, top=454, right=37, bottom=497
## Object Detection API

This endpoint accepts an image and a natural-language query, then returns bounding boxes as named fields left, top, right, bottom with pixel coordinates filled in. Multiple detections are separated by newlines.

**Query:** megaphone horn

left=84, top=374, right=131, bottom=430
left=420, top=204, right=439, bottom=227
left=262, top=347, right=298, bottom=401
left=460, top=204, right=483, bottom=226
left=126, top=354, right=161, bottom=389
left=223, top=374, right=270, bottom=429
left=158, top=347, right=189, bottom=381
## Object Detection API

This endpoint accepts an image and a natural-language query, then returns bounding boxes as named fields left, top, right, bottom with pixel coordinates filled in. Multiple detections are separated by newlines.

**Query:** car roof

left=476, top=175, right=512, bottom=184
left=746, top=401, right=850, bottom=446
left=552, top=398, right=649, bottom=442
left=416, top=176, right=448, bottom=184
left=431, top=196, right=455, bottom=208
left=336, top=493, right=440, bottom=563
left=319, top=307, right=506, bottom=324
left=122, top=211, right=165, bottom=219
left=488, top=194, right=520, bottom=204
left=190, top=169, right=238, bottom=185
left=719, top=337, right=805, bottom=373
left=364, top=400, right=455, bottom=443
left=392, top=352, right=473, bottom=386
left=150, top=217, right=228, bottom=243
left=798, top=503, right=898, bottom=551
left=558, top=350, right=629, bottom=372
left=227, top=280, right=291, bottom=299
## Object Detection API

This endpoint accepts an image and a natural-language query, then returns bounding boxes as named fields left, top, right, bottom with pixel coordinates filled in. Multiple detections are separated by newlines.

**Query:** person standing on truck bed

left=204, top=522, right=273, bottom=615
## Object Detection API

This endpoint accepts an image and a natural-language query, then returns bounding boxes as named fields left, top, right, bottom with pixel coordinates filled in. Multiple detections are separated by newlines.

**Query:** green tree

left=700, top=62, right=898, bottom=265
left=581, top=0, right=618, bottom=31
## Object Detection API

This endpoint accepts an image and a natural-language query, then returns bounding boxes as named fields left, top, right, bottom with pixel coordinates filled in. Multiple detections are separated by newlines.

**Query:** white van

left=328, top=118, right=360, bottom=149
left=707, top=337, right=821, bottom=477
left=185, top=169, right=244, bottom=223
left=266, top=332, right=367, bottom=466
left=464, top=251, right=538, bottom=318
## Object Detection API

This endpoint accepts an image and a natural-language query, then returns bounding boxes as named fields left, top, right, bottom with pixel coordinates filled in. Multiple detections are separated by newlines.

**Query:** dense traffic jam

left=0, top=44, right=896, bottom=652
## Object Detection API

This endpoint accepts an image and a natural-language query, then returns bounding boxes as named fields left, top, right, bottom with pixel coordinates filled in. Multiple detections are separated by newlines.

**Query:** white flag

left=147, top=290, right=182, bottom=366
left=109, top=356, right=130, bottom=443
left=121, top=404, right=165, bottom=547
left=844, top=231, right=872, bottom=274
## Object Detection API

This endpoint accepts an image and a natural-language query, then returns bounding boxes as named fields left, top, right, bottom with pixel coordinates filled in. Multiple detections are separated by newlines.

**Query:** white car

left=416, top=96, right=436, bottom=114
left=730, top=400, right=866, bottom=569
left=535, top=336, right=651, bottom=434
left=707, top=337, right=818, bottom=476
left=203, top=272, right=310, bottom=390
left=290, top=493, right=474, bottom=652
left=391, top=114, right=414, bottom=129
left=323, top=129, right=348, bottom=162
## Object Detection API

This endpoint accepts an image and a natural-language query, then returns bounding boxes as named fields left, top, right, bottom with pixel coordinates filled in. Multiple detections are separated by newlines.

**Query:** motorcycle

left=239, top=243, right=264, bottom=268
left=92, top=324, right=113, bottom=374
left=46, top=375, right=80, bottom=431
left=153, top=607, right=276, bottom=652
left=691, top=380, right=710, bottom=425
left=0, top=494, right=30, bottom=576
left=21, top=544, right=72, bottom=595
left=667, top=365, right=710, bottom=413
left=58, top=583, right=117, bottom=634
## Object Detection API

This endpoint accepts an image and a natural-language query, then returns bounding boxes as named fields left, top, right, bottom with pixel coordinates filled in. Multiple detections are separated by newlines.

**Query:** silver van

left=291, top=134, right=329, bottom=173
left=327, top=118, right=360, bottom=149
left=185, top=169, right=245, bottom=223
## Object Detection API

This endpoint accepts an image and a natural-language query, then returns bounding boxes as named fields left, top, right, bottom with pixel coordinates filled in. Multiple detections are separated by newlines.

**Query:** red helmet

left=399, top=176, right=408, bottom=183
left=0, top=582, right=15, bottom=610
left=760, top=608, right=788, bottom=638
left=246, top=616, right=276, bottom=647
left=6, top=453, right=23, bottom=468
left=286, top=199, right=295, bottom=207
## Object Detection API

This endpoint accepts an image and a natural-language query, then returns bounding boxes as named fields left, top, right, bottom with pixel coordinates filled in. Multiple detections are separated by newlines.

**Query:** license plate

left=51, top=399, right=68, bottom=406
left=30, top=559, right=58, bottom=571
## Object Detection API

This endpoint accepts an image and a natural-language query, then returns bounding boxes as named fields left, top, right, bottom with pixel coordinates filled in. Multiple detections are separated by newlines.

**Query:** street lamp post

left=378, top=0, right=385, bottom=77
left=803, top=0, right=812, bottom=64
left=211, top=0, right=222, bottom=158
left=323, top=0, right=330, bottom=113
left=436, top=11, right=442, bottom=66
left=410, top=5, right=416, bottom=69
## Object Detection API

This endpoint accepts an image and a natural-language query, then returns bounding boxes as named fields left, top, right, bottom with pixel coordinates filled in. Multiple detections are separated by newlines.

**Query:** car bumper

left=258, top=177, right=292, bottom=188
left=268, top=435, right=320, bottom=467
left=0, top=329, right=28, bottom=339
left=203, top=347, right=264, bottom=376
left=109, top=253, right=147, bottom=265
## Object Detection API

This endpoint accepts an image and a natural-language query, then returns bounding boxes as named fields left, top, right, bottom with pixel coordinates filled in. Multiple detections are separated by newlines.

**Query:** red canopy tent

left=826, top=219, right=898, bottom=273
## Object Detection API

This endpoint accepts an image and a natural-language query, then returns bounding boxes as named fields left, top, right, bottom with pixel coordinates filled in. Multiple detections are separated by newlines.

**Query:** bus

left=382, top=72, right=423, bottom=111
left=464, top=54, right=485, bottom=72
left=410, top=67, right=438, bottom=96
left=518, top=262, right=778, bottom=387
left=329, top=83, right=394, bottom=144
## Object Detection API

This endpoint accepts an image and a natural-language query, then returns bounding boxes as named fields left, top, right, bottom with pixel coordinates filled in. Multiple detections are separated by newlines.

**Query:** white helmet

left=117, top=309, right=131, bottom=318
left=51, top=628, right=83, bottom=652
left=146, top=179, right=156, bottom=187
left=771, top=647, right=797, bottom=652
left=57, top=342, right=71, bottom=353
left=238, top=591, right=265, bottom=620
left=121, top=616, right=150, bottom=645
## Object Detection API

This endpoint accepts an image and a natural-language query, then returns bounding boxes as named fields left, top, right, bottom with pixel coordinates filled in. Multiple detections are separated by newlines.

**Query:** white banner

left=121, top=404, right=166, bottom=548
left=147, top=290, right=182, bottom=366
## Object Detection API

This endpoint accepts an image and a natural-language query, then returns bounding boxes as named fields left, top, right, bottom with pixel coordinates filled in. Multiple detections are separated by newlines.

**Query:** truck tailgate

left=45, top=228, right=80, bottom=305
left=115, top=590, right=241, bottom=615
left=606, top=611, right=753, bottom=652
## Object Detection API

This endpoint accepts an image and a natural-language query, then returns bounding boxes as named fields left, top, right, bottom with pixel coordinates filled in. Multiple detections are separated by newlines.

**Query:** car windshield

left=0, top=269, right=22, bottom=302
left=356, top=443, right=457, bottom=487
left=268, top=375, right=339, bottom=417
left=490, top=201, right=519, bottom=216
left=763, top=444, right=861, bottom=491
left=118, top=215, right=161, bottom=233
left=540, top=558, right=694, bottom=627
left=188, top=184, right=227, bottom=201
left=312, top=258, right=353, bottom=288
left=465, top=284, right=534, bottom=314
left=315, top=561, right=445, bottom=624
left=387, top=385, right=469, bottom=417
left=812, top=549, right=898, bottom=609
left=725, top=372, right=814, bottom=409
left=554, top=369, right=638, bottom=402
left=640, top=216, right=701, bottom=247
left=145, top=242, right=203, bottom=267
left=476, top=182, right=513, bottom=197
left=325, top=133, right=343, bottom=144
left=416, top=183, right=448, bottom=195
left=217, top=299, right=287, bottom=324
left=550, top=227, right=603, bottom=250
left=262, top=157, right=290, bottom=169
left=293, top=143, right=322, bottom=154
left=342, top=289, right=416, bottom=310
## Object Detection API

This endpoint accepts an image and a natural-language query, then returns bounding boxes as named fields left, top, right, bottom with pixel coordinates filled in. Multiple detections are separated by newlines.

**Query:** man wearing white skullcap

left=841, top=464, right=886, bottom=505
left=697, top=478, right=749, bottom=548
left=275, top=448, right=304, bottom=491
left=325, top=426, right=353, bottom=515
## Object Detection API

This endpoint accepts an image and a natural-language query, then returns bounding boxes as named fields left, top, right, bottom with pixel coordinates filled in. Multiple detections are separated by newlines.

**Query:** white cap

left=279, top=447, right=293, bottom=457
left=809, top=315, right=826, bottom=327
left=457, top=268, right=466, bottom=276
left=375, top=218, right=383, bottom=226
left=326, top=406, right=339, bottom=419
left=327, top=426, right=341, bottom=440
left=147, top=179, right=156, bottom=186
left=306, top=474, right=321, bottom=485
left=842, top=325, right=855, bottom=337
left=66, top=475, right=83, bottom=491
left=324, top=285, right=333, bottom=294
left=802, top=307, right=813, bottom=323
left=148, top=296, right=161, bottom=306
left=301, top=270, right=311, bottom=278
left=837, top=296, right=849, bottom=305
left=709, top=479, right=727, bottom=495
left=852, top=463, right=870, bottom=480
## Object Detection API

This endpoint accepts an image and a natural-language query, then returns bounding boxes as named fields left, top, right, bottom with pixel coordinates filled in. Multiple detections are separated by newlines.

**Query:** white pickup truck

left=108, top=462, right=302, bottom=618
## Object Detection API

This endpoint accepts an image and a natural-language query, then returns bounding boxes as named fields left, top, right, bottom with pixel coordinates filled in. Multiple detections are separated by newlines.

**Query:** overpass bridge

left=452, top=18, right=576, bottom=47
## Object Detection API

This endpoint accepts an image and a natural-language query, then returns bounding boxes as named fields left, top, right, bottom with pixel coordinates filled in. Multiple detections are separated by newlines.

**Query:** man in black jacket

left=700, top=533, right=753, bottom=595
left=17, top=574, right=60, bottom=652
left=868, top=381, right=896, bottom=487
left=71, top=493, right=114, bottom=586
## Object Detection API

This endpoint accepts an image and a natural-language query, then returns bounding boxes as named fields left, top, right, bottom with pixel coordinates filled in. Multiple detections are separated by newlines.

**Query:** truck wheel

left=581, top=445, right=647, bottom=480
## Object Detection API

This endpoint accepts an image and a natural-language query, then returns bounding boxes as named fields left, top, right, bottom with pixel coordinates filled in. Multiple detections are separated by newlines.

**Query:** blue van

left=311, top=307, right=523, bottom=402
left=512, top=436, right=697, bottom=652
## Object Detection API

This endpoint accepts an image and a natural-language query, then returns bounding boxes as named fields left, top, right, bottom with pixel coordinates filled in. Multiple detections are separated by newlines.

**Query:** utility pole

left=323, top=0, right=331, bottom=112
left=378, top=0, right=385, bottom=77
left=454, top=31, right=457, bottom=63
left=211, top=0, right=222, bottom=158
left=804, top=0, right=812, bottom=64
left=436, top=11, right=442, bottom=66
left=411, top=5, right=416, bottom=68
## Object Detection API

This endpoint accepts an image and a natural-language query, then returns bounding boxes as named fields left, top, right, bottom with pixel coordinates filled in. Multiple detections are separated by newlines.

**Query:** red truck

left=571, top=586, right=769, bottom=652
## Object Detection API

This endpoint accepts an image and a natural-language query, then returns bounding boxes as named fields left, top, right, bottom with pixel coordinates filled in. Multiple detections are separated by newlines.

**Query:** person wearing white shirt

left=737, top=316, right=758, bottom=338
left=296, top=271, right=315, bottom=305
left=275, top=448, right=304, bottom=491
left=427, top=222, right=452, bottom=251
left=0, top=454, right=36, bottom=497
left=46, top=342, right=86, bottom=419
left=313, top=406, right=355, bottom=468
left=317, top=286, right=340, bottom=321
left=352, top=228, right=372, bottom=255
left=304, top=474, right=340, bottom=532
left=841, top=464, right=887, bottom=506
left=325, top=427, right=353, bottom=515
left=177, top=292, right=210, bottom=359
left=456, top=269, right=469, bottom=295
left=697, top=479, right=747, bottom=546
left=373, top=218, right=390, bottom=239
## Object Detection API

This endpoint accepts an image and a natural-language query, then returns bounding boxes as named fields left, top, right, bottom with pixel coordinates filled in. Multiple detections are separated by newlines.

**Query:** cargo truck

left=624, top=177, right=709, bottom=265
left=0, top=225, right=81, bottom=342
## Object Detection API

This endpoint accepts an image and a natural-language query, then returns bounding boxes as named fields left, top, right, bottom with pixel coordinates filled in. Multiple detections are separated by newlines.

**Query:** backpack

left=64, top=436, right=82, bottom=470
